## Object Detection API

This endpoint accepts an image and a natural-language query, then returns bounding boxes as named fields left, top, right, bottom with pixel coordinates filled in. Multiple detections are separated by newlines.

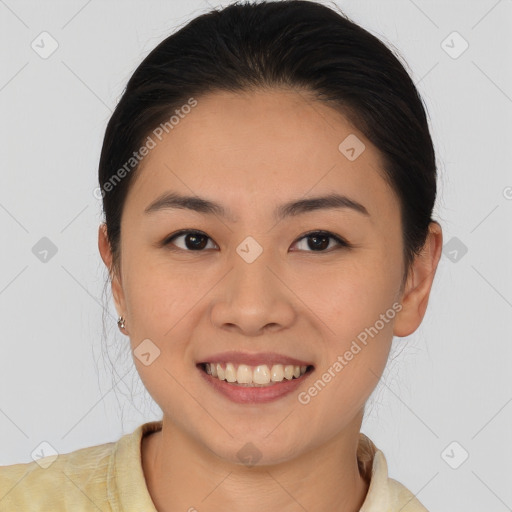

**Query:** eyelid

left=161, top=229, right=217, bottom=249
left=293, top=230, right=350, bottom=250
left=162, top=229, right=350, bottom=252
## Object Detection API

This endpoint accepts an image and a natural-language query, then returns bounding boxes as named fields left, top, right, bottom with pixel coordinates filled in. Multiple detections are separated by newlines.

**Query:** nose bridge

left=230, top=233, right=278, bottom=302
left=209, top=233, right=296, bottom=334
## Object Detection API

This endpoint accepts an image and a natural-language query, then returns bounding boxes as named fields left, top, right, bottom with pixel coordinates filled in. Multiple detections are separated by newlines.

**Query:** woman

left=0, top=1, right=442, bottom=510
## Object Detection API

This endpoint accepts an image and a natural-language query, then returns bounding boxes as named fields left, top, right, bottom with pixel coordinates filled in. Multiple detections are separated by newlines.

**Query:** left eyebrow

left=144, top=191, right=370, bottom=222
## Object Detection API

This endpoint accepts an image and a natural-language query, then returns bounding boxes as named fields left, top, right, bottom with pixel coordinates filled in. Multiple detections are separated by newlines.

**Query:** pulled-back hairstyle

left=98, top=0, right=438, bottom=293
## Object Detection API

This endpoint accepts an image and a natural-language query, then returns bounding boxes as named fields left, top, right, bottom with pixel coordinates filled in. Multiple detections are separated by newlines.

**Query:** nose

left=209, top=245, right=297, bottom=337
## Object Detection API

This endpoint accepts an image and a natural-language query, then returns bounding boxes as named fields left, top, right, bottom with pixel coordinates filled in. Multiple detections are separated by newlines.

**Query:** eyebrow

left=144, top=191, right=370, bottom=222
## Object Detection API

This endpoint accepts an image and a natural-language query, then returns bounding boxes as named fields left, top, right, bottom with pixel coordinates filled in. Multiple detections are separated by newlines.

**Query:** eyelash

left=162, top=229, right=350, bottom=253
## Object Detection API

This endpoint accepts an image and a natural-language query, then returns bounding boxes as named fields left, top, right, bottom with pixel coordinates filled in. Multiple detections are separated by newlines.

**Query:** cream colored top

left=0, top=420, right=429, bottom=511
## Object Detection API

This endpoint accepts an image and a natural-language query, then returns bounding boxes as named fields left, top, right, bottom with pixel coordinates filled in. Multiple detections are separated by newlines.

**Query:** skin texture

left=98, top=88, right=443, bottom=512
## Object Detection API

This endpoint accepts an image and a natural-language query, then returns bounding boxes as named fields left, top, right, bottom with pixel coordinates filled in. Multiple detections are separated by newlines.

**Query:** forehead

left=124, top=88, right=400, bottom=225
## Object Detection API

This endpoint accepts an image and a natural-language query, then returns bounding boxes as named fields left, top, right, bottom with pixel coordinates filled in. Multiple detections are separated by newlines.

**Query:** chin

left=203, top=432, right=307, bottom=468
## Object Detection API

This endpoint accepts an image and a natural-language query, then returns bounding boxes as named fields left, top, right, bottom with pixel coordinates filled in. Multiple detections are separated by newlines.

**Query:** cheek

left=311, top=260, right=399, bottom=401
left=123, top=257, right=191, bottom=332
left=313, top=257, right=400, bottom=335
left=307, top=314, right=394, bottom=433
left=122, top=260, right=204, bottom=371
left=125, top=273, right=196, bottom=413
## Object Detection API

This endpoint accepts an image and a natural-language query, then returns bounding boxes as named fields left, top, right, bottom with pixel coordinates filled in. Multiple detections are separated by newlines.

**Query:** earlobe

left=393, top=221, right=443, bottom=338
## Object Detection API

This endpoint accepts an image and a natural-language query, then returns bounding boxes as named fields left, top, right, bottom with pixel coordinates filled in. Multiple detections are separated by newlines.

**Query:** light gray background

left=1, top=0, right=511, bottom=510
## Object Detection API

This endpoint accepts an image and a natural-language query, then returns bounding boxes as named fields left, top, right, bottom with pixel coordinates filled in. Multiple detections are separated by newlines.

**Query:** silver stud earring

left=117, top=316, right=126, bottom=332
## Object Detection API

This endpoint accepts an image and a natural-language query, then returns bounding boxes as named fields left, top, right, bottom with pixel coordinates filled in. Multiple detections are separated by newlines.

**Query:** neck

left=142, top=416, right=369, bottom=512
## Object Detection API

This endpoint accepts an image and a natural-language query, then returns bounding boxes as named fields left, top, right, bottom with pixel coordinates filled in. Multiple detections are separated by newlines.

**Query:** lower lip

left=198, top=365, right=313, bottom=404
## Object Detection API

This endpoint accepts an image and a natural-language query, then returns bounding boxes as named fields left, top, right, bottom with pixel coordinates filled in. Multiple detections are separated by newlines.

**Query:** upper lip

left=198, top=351, right=314, bottom=368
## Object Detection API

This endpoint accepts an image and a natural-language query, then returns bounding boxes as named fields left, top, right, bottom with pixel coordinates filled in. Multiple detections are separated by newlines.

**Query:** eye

left=291, top=230, right=349, bottom=252
left=163, top=230, right=217, bottom=251
left=163, top=229, right=349, bottom=253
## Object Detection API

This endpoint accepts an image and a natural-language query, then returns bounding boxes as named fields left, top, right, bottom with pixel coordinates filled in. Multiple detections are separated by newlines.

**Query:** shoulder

left=0, top=439, right=116, bottom=511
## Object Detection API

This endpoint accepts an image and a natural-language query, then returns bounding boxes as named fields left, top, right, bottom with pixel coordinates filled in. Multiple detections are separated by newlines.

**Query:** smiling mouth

left=198, top=362, right=314, bottom=387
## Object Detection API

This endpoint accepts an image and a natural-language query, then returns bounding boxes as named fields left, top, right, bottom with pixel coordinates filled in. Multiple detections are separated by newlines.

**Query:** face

left=100, top=88, right=426, bottom=465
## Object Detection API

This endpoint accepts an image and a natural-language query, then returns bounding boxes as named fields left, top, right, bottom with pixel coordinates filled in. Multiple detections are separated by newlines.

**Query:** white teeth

left=271, top=364, right=284, bottom=382
left=204, top=362, right=309, bottom=386
left=237, top=364, right=253, bottom=384
left=225, top=363, right=237, bottom=383
left=283, top=365, right=294, bottom=380
left=253, top=365, right=271, bottom=385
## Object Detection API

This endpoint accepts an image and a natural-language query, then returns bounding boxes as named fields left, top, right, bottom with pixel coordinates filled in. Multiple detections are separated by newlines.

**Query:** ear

left=393, top=221, right=443, bottom=337
left=98, top=223, right=126, bottom=319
